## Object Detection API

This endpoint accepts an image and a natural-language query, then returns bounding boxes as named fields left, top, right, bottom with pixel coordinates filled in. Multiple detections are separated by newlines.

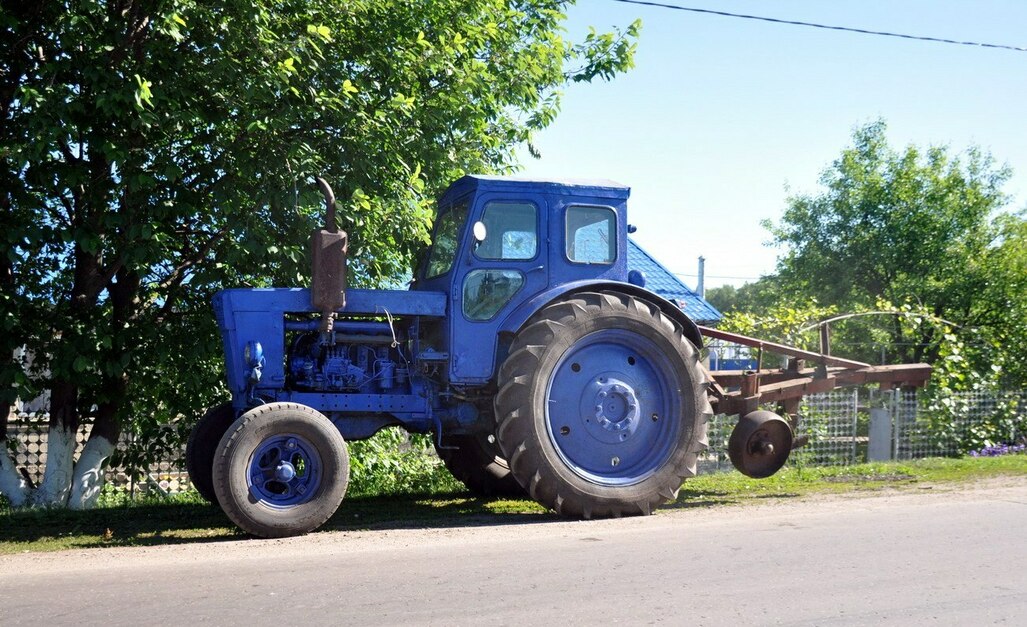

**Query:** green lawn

left=2, top=455, right=1024, bottom=555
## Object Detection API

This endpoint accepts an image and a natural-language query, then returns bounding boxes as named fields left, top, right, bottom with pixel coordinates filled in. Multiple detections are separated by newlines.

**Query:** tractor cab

left=415, top=175, right=633, bottom=384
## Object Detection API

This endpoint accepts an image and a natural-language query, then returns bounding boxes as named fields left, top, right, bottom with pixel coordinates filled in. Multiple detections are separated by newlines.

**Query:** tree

left=704, top=278, right=781, bottom=315
left=763, top=120, right=1025, bottom=383
left=0, top=0, right=639, bottom=508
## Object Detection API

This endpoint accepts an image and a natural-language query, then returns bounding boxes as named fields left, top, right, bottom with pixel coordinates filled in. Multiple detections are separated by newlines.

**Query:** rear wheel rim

left=545, top=329, right=682, bottom=486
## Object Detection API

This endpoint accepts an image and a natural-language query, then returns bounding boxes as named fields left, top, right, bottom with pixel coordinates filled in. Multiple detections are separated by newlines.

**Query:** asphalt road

left=2, top=480, right=1025, bottom=626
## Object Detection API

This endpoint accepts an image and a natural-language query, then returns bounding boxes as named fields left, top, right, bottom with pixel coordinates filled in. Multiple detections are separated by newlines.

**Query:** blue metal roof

left=627, top=238, right=723, bottom=324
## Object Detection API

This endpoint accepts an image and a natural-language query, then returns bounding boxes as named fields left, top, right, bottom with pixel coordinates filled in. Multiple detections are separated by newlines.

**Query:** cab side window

left=425, top=201, right=469, bottom=278
left=462, top=269, right=525, bottom=321
left=475, top=201, right=538, bottom=261
left=566, top=205, right=616, bottom=264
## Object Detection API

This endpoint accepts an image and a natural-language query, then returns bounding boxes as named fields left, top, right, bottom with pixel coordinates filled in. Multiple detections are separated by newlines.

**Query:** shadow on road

left=1, top=485, right=806, bottom=552
left=1, top=491, right=558, bottom=551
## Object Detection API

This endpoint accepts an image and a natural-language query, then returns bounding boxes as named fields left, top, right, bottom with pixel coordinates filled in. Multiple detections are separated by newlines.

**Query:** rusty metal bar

left=740, top=371, right=759, bottom=398
left=699, top=325, right=871, bottom=369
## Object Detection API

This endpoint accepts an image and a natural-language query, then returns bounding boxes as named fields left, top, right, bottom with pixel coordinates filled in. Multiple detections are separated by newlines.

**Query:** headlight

left=244, top=341, right=264, bottom=368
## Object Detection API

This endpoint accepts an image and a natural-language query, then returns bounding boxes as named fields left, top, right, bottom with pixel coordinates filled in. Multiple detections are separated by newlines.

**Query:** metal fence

left=5, top=414, right=190, bottom=496
left=700, top=388, right=1027, bottom=474
left=6, top=388, right=1027, bottom=496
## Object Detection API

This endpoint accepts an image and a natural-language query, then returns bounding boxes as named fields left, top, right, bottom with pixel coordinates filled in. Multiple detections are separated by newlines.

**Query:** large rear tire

left=434, top=431, right=524, bottom=497
left=213, top=402, right=349, bottom=538
left=495, top=291, right=711, bottom=518
left=185, top=402, right=237, bottom=504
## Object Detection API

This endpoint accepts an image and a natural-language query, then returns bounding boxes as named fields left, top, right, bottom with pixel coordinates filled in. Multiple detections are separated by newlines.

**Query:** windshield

left=425, top=200, right=469, bottom=278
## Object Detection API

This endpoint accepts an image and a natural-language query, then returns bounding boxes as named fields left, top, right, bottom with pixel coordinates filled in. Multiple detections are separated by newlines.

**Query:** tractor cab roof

left=439, top=175, right=631, bottom=206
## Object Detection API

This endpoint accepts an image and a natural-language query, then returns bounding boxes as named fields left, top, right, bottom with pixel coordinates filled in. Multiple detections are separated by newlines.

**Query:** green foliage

left=704, top=279, right=782, bottom=315
left=766, top=120, right=1011, bottom=312
left=1, top=1, right=639, bottom=498
left=756, top=120, right=1026, bottom=385
left=915, top=326, right=1023, bottom=454
left=717, top=301, right=839, bottom=365
left=346, top=429, right=461, bottom=498
left=719, top=121, right=1026, bottom=454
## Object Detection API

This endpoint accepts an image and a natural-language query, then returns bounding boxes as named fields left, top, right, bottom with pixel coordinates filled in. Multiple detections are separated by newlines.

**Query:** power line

left=607, top=0, right=1027, bottom=53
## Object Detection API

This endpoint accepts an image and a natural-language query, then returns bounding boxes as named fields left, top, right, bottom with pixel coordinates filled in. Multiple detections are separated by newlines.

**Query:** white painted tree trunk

left=68, top=435, right=115, bottom=510
left=0, top=447, right=31, bottom=507
left=33, top=425, right=75, bottom=506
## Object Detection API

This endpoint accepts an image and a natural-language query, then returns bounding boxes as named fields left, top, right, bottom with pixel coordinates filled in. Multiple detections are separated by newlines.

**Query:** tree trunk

left=68, top=430, right=115, bottom=509
left=33, top=381, right=79, bottom=505
left=69, top=380, right=125, bottom=509
left=68, top=268, right=137, bottom=508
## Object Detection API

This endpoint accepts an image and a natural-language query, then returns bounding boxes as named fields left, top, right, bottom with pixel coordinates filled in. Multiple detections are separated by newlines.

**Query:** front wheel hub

left=275, top=461, right=297, bottom=482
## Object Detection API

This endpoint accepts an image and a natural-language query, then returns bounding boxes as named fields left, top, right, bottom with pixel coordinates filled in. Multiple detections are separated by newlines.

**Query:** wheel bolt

left=611, top=457, right=620, bottom=467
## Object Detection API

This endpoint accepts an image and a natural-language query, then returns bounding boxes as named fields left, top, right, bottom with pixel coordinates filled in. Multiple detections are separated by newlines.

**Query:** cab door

left=449, top=192, right=549, bottom=383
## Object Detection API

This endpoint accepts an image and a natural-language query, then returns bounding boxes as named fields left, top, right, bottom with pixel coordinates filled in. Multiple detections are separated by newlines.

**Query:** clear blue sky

left=517, top=0, right=1027, bottom=290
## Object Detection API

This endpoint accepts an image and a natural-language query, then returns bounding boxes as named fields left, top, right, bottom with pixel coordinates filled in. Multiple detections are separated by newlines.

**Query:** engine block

left=288, top=328, right=409, bottom=394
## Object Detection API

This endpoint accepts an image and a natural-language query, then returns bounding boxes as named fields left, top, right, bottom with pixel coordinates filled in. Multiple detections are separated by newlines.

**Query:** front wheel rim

left=248, top=434, right=323, bottom=507
left=545, top=329, right=684, bottom=486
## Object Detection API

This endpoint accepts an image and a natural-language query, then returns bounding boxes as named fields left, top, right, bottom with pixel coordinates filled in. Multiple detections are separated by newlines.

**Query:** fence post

left=851, top=388, right=859, bottom=464
left=868, top=389, right=893, bottom=461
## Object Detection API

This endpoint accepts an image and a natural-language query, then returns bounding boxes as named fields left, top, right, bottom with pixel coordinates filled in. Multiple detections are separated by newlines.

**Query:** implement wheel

left=213, top=402, right=349, bottom=538
left=185, top=402, right=237, bottom=504
left=728, top=410, right=793, bottom=478
left=435, top=431, right=524, bottom=497
left=495, top=291, right=711, bottom=518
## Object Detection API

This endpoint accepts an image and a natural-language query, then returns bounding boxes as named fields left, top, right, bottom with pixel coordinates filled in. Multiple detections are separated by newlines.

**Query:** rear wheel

left=185, top=402, right=237, bottom=504
left=213, top=402, right=349, bottom=538
left=495, top=291, right=711, bottom=518
left=435, top=431, right=524, bottom=497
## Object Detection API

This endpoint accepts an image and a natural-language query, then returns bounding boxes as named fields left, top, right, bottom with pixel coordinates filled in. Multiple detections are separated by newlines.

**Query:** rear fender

left=498, top=280, right=704, bottom=350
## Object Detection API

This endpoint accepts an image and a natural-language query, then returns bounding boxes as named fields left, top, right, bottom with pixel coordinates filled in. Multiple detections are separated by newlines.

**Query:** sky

left=517, top=0, right=1027, bottom=290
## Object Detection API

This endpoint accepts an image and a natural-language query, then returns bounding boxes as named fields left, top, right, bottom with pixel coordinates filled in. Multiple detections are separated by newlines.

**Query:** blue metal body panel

left=214, top=175, right=723, bottom=440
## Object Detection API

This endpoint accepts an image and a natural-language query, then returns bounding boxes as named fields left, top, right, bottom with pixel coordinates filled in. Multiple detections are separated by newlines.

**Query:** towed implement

left=187, top=176, right=929, bottom=537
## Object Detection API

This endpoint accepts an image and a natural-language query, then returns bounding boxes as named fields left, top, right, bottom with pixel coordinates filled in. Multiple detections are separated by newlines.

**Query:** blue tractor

left=186, top=175, right=715, bottom=537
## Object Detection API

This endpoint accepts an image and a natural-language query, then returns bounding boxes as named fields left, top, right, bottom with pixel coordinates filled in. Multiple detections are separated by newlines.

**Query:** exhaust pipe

left=311, top=177, right=348, bottom=336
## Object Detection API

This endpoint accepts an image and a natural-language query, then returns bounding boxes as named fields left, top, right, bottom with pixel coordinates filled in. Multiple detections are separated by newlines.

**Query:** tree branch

left=156, top=226, right=229, bottom=317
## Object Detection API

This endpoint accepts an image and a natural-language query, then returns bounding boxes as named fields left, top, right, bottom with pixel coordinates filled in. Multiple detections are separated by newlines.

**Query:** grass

left=1, top=455, right=1024, bottom=555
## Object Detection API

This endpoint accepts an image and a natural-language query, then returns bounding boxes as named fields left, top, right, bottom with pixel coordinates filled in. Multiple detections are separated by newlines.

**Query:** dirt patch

left=821, top=472, right=915, bottom=482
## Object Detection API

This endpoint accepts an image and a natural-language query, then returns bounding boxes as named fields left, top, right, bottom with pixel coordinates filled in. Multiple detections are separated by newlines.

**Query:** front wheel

left=434, top=431, right=524, bottom=497
left=495, top=291, right=711, bottom=518
left=213, top=402, right=349, bottom=538
left=185, top=402, right=237, bottom=504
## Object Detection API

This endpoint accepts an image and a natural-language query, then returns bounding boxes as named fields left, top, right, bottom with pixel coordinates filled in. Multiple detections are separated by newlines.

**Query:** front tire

left=495, top=291, right=711, bottom=518
left=434, top=431, right=524, bottom=497
left=213, top=402, right=349, bottom=538
left=185, top=402, right=237, bottom=504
